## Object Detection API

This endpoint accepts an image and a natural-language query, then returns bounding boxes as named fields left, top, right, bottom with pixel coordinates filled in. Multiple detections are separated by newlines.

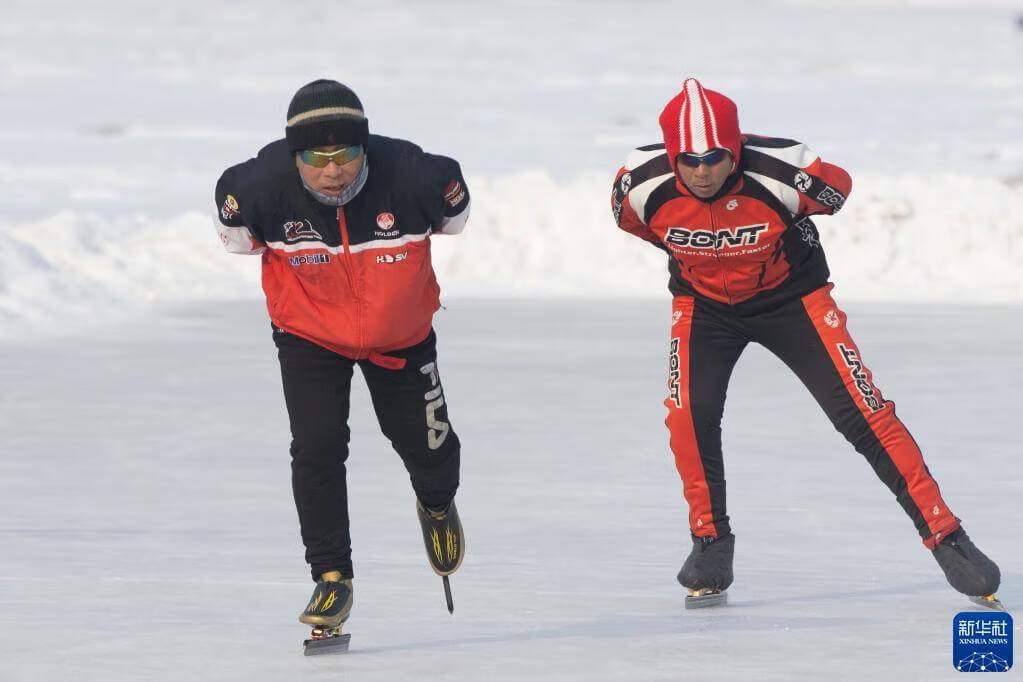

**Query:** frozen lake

left=0, top=299, right=1018, bottom=680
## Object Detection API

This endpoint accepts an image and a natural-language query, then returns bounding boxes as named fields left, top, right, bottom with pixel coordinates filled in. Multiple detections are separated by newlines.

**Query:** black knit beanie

left=285, top=79, right=369, bottom=154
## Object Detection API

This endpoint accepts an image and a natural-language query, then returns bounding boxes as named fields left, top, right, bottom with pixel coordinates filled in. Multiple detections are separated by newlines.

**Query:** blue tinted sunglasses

left=678, top=148, right=730, bottom=168
left=299, top=146, right=362, bottom=168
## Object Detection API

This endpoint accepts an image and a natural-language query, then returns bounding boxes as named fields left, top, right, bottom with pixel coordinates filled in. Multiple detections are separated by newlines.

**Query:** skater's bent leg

left=665, top=298, right=747, bottom=538
left=361, top=330, right=460, bottom=509
left=275, top=330, right=357, bottom=579
left=762, top=285, right=960, bottom=548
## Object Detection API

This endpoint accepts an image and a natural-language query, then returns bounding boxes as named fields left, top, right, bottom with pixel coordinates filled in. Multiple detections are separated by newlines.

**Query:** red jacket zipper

left=707, top=200, right=734, bottom=305
left=337, top=206, right=364, bottom=355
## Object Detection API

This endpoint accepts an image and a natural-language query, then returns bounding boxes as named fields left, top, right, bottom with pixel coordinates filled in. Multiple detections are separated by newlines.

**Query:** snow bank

left=1, top=172, right=1020, bottom=336
left=434, top=171, right=1023, bottom=303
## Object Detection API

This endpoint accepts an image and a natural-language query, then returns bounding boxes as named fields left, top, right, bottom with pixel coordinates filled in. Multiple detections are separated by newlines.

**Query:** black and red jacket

left=215, top=135, right=469, bottom=364
left=613, top=135, right=851, bottom=314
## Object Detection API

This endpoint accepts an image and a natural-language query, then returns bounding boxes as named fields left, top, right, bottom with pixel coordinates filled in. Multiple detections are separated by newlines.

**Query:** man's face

left=675, top=149, right=735, bottom=199
left=295, top=145, right=365, bottom=197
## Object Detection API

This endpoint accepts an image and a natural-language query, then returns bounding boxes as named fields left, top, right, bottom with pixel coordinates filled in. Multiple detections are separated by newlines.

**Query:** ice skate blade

left=968, top=594, right=1007, bottom=612
left=685, top=589, right=727, bottom=609
left=303, top=629, right=351, bottom=656
left=443, top=575, right=454, bottom=614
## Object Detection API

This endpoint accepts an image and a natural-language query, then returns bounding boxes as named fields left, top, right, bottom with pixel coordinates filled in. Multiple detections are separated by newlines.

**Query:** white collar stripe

left=266, top=231, right=430, bottom=255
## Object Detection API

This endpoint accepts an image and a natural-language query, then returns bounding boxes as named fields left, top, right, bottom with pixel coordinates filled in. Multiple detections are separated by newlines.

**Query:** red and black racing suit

left=216, top=135, right=470, bottom=579
left=613, top=135, right=960, bottom=549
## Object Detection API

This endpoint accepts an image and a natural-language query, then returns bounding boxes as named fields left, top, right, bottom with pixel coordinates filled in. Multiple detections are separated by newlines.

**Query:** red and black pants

left=274, top=328, right=460, bottom=581
left=665, top=284, right=959, bottom=548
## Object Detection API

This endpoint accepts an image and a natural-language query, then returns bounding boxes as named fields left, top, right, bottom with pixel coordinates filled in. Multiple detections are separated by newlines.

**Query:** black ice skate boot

left=417, top=500, right=465, bottom=576
left=677, top=533, right=734, bottom=609
left=417, top=499, right=465, bottom=613
left=932, top=528, right=1004, bottom=610
left=300, top=571, right=354, bottom=655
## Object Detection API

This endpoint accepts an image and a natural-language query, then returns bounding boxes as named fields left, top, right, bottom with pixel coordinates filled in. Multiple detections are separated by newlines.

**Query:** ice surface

left=0, top=301, right=1019, bottom=680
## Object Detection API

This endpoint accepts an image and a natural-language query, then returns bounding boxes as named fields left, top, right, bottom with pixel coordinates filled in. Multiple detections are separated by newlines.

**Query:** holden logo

left=619, top=172, right=632, bottom=194
left=672, top=310, right=683, bottom=326
left=824, top=310, right=840, bottom=328
left=794, top=170, right=813, bottom=192
left=726, top=199, right=738, bottom=211
left=932, top=506, right=940, bottom=516
left=376, top=212, right=395, bottom=230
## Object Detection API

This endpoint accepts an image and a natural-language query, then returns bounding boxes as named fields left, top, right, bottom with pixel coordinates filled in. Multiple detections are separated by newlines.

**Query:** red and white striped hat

left=659, top=78, right=741, bottom=166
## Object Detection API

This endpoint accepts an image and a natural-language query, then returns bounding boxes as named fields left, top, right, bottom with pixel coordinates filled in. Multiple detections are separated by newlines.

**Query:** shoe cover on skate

left=932, top=528, right=1000, bottom=597
left=299, top=577, right=353, bottom=627
left=417, top=499, right=465, bottom=576
left=677, top=533, right=734, bottom=591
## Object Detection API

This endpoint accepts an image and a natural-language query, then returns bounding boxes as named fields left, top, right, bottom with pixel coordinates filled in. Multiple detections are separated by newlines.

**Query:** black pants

left=274, top=328, right=460, bottom=580
left=665, top=284, right=959, bottom=548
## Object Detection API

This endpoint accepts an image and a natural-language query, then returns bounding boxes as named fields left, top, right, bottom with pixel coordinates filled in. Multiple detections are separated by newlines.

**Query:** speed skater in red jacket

left=216, top=80, right=468, bottom=637
left=612, top=78, right=1001, bottom=606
